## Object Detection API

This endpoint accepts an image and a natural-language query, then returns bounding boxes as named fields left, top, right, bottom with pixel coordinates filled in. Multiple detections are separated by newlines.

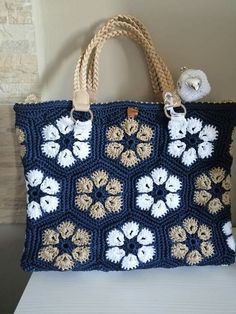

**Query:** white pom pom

left=177, top=69, right=211, bottom=102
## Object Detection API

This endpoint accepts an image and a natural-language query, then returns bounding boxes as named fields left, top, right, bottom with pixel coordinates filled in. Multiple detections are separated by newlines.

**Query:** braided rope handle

left=89, top=15, right=174, bottom=96
left=74, top=18, right=173, bottom=100
left=81, top=29, right=163, bottom=101
left=72, top=15, right=181, bottom=114
left=74, top=15, right=169, bottom=99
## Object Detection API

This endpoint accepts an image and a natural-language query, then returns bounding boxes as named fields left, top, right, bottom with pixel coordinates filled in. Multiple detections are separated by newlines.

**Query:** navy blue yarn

left=14, top=100, right=236, bottom=271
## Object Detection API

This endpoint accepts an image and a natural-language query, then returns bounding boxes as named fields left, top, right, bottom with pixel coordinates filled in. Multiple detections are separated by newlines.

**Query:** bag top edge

left=13, top=99, right=236, bottom=112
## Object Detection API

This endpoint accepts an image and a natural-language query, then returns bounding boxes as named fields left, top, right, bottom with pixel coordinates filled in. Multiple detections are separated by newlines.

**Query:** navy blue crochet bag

left=14, top=15, right=236, bottom=271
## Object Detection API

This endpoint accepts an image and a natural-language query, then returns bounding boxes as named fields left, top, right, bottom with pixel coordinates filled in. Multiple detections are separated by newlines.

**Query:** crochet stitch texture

left=14, top=100, right=236, bottom=271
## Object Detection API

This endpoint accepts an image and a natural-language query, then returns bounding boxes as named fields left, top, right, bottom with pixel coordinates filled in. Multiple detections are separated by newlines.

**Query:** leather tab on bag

left=73, top=90, right=90, bottom=112
left=88, top=90, right=96, bottom=103
left=127, top=107, right=139, bottom=119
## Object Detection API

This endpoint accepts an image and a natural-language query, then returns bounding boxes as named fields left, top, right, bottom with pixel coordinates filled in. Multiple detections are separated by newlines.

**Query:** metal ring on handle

left=70, top=107, right=94, bottom=123
left=164, top=103, right=187, bottom=119
left=163, top=91, right=186, bottom=118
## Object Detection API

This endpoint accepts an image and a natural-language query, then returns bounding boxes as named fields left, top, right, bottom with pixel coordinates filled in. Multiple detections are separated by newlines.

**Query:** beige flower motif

left=105, top=118, right=154, bottom=167
left=169, top=217, right=215, bottom=265
left=193, top=167, right=231, bottom=214
left=38, top=221, right=91, bottom=270
left=16, top=127, right=26, bottom=158
left=75, top=170, right=123, bottom=219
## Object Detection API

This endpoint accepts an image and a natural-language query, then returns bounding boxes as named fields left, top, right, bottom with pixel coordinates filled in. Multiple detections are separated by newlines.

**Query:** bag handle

left=74, top=15, right=168, bottom=101
left=88, top=15, right=159, bottom=96
left=77, top=29, right=163, bottom=102
left=74, top=16, right=175, bottom=105
left=72, top=15, right=184, bottom=119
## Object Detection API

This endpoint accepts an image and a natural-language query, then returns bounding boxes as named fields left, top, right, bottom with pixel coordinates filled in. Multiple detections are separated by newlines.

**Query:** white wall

left=33, top=0, right=236, bottom=102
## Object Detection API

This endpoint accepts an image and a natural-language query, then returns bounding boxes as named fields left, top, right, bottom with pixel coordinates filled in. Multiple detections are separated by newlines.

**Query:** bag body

left=14, top=15, right=236, bottom=272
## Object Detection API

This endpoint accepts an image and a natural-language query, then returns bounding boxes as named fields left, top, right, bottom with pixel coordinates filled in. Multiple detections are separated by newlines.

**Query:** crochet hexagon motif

left=41, top=115, right=92, bottom=168
left=169, top=217, right=215, bottom=265
left=75, top=170, right=123, bottom=219
left=167, top=116, right=218, bottom=166
left=136, top=167, right=182, bottom=218
left=193, top=167, right=231, bottom=214
left=105, top=118, right=154, bottom=167
left=105, top=221, right=155, bottom=270
left=38, top=221, right=91, bottom=271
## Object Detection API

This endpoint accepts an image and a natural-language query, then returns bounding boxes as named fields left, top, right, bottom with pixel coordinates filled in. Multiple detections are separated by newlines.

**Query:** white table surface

left=15, top=229, right=236, bottom=314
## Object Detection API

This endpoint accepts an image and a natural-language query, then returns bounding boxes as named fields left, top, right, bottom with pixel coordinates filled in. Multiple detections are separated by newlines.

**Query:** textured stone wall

left=0, top=0, right=39, bottom=223
left=0, top=0, right=39, bottom=104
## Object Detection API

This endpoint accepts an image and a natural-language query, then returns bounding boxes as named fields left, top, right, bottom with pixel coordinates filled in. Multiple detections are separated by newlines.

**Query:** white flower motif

left=136, top=167, right=182, bottom=218
left=41, top=115, right=92, bottom=168
left=106, top=222, right=155, bottom=270
left=26, top=169, right=60, bottom=220
left=222, top=221, right=236, bottom=252
left=168, top=117, right=218, bottom=166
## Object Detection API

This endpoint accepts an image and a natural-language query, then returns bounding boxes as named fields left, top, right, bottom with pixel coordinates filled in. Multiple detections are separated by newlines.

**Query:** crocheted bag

left=14, top=15, right=236, bottom=272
